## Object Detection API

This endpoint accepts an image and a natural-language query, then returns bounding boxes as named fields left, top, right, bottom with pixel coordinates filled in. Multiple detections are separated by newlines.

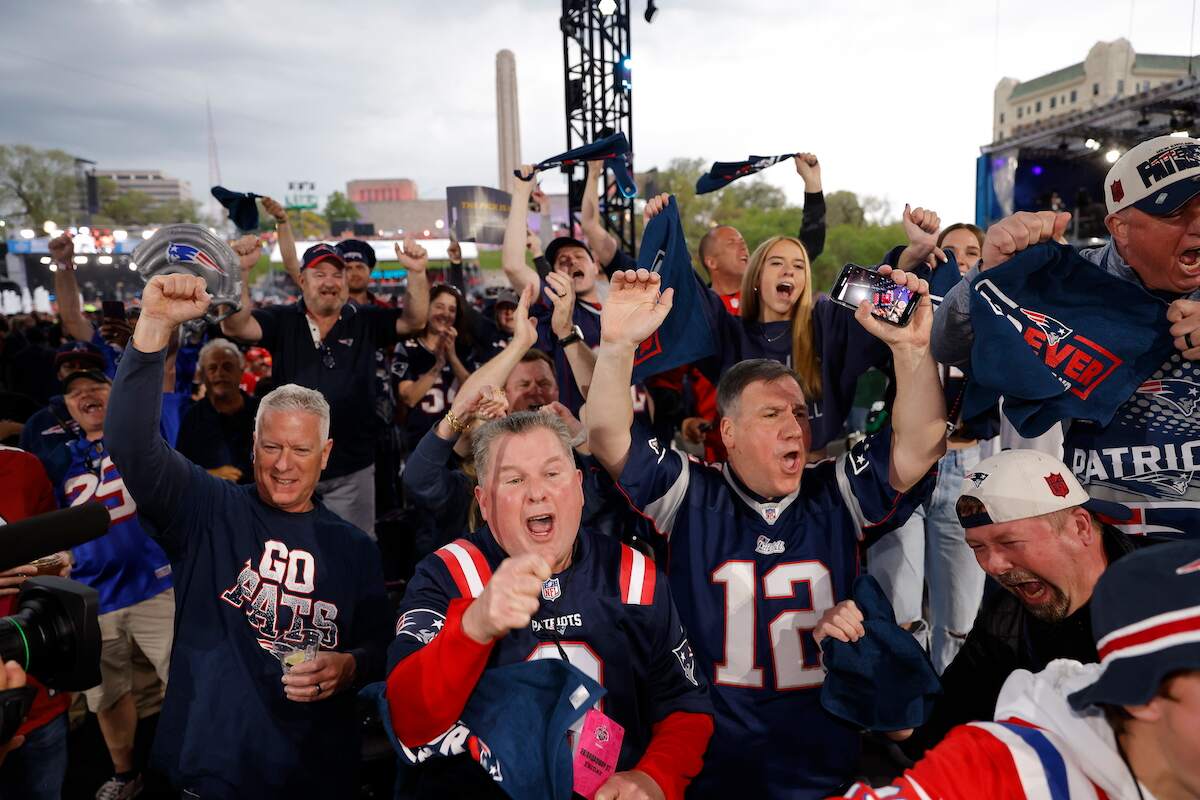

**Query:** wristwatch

left=559, top=324, right=585, bottom=347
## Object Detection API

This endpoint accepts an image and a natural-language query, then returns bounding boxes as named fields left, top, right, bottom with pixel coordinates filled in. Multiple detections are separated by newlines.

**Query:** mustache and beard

left=997, top=568, right=1072, bottom=622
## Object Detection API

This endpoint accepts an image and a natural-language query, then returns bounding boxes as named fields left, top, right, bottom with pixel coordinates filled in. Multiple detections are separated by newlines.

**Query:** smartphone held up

left=830, top=264, right=917, bottom=326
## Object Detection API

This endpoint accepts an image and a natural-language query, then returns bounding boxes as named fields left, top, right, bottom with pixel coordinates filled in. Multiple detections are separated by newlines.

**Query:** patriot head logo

left=1137, top=378, right=1200, bottom=417
left=673, top=637, right=699, bottom=686
left=1110, top=179, right=1125, bottom=204
left=1127, top=469, right=1195, bottom=497
left=540, top=577, right=561, bottom=602
left=967, top=471, right=989, bottom=488
left=1019, top=308, right=1073, bottom=347
left=1044, top=473, right=1070, bottom=498
left=395, top=608, right=446, bottom=644
left=167, top=242, right=227, bottom=275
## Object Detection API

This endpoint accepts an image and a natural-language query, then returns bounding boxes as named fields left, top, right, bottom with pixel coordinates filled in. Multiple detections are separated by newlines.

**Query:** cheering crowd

left=1, top=134, right=1199, bottom=800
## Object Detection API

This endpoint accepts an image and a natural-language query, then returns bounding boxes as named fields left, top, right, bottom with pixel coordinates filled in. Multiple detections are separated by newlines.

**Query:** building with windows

left=993, top=39, right=1200, bottom=142
left=346, top=178, right=418, bottom=205
left=92, top=169, right=193, bottom=206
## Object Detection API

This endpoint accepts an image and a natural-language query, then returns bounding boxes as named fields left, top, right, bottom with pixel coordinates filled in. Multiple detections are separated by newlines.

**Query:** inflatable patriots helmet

left=132, top=224, right=242, bottom=322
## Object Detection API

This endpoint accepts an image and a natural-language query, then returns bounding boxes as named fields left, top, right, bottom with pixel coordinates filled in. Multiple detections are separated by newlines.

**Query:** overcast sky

left=4, top=0, right=1197, bottom=225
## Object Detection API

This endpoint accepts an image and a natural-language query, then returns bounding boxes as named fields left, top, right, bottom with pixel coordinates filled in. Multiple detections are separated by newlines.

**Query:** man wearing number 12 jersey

left=588, top=266, right=948, bottom=798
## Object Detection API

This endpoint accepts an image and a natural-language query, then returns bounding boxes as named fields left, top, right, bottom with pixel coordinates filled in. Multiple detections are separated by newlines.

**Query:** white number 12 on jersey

left=711, top=560, right=833, bottom=690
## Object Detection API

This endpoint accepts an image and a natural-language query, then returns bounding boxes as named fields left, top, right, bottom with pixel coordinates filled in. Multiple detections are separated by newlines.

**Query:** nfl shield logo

left=541, top=578, right=561, bottom=602
left=1110, top=179, right=1124, bottom=203
left=764, top=506, right=778, bottom=523
left=1044, top=473, right=1070, bottom=498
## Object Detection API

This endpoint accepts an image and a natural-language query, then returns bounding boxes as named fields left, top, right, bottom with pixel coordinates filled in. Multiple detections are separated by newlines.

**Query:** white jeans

left=867, top=445, right=987, bottom=674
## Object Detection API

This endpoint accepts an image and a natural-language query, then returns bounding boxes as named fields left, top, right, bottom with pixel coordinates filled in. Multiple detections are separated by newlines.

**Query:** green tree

left=824, top=190, right=865, bottom=227
left=323, top=191, right=359, bottom=225
left=148, top=198, right=202, bottom=224
left=0, top=145, right=78, bottom=227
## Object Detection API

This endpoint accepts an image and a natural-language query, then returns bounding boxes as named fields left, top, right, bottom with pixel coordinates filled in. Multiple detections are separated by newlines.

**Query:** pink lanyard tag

left=571, top=708, right=625, bottom=799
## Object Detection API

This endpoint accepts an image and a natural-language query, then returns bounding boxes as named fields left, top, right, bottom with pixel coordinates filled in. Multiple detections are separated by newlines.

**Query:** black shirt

left=176, top=392, right=259, bottom=484
left=253, top=300, right=402, bottom=479
left=390, top=337, right=476, bottom=453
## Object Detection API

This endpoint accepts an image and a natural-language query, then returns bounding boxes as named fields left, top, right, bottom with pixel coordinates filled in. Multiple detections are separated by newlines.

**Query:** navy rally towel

left=819, top=574, right=941, bottom=731
left=695, top=153, right=793, bottom=194
left=210, top=186, right=262, bottom=232
left=369, top=658, right=604, bottom=800
left=518, top=132, right=637, bottom=198
left=963, top=242, right=1175, bottom=437
left=632, top=196, right=716, bottom=383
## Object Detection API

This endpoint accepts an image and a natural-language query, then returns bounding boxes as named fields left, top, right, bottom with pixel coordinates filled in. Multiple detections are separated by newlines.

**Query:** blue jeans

left=867, top=445, right=988, bottom=673
left=0, top=711, right=68, bottom=800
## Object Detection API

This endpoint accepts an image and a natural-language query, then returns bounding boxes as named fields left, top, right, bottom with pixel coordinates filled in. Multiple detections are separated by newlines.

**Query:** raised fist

left=140, top=274, right=212, bottom=327
left=981, top=210, right=1071, bottom=270
left=260, top=196, right=288, bottom=224
left=231, top=235, right=261, bottom=274
left=461, top=553, right=551, bottom=643
left=48, top=232, right=74, bottom=267
left=793, top=152, right=822, bottom=190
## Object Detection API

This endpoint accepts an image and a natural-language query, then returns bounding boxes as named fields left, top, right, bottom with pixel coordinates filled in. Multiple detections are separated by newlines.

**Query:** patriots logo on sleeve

left=395, top=608, right=446, bottom=644
left=167, top=242, right=227, bottom=275
left=672, top=635, right=699, bottom=687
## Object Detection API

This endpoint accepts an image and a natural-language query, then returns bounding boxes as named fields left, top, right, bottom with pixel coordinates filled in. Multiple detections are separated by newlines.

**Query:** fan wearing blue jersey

left=386, top=410, right=713, bottom=800
left=587, top=252, right=947, bottom=797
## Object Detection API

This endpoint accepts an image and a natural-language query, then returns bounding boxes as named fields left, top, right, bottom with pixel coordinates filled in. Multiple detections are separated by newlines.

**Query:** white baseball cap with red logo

left=1105, top=134, right=1200, bottom=216
left=956, top=449, right=1130, bottom=528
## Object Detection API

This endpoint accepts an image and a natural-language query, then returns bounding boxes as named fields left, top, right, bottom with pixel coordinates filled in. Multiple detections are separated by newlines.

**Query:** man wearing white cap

left=932, top=134, right=1200, bottom=540
left=817, top=449, right=1162, bottom=757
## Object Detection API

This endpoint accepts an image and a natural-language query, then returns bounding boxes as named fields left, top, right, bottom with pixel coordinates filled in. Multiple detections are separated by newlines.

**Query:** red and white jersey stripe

left=619, top=544, right=656, bottom=605
left=434, top=539, right=493, bottom=599
left=1096, top=603, right=1200, bottom=664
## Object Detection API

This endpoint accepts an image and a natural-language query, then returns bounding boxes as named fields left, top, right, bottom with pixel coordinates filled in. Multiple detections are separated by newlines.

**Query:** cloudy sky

left=3, top=0, right=1197, bottom=225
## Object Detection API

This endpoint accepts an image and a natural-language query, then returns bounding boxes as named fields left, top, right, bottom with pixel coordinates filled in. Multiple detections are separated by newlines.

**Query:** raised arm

left=543, top=271, right=597, bottom=398
left=107, top=274, right=219, bottom=537
left=48, top=233, right=94, bottom=342
left=894, top=204, right=947, bottom=272
left=587, top=269, right=674, bottom=480
left=501, top=164, right=540, bottom=296
left=793, top=153, right=826, bottom=261
left=581, top=160, right=620, bottom=270
left=219, top=235, right=265, bottom=342
left=851, top=267, right=947, bottom=491
left=261, top=197, right=301, bottom=285
left=394, top=236, right=430, bottom=336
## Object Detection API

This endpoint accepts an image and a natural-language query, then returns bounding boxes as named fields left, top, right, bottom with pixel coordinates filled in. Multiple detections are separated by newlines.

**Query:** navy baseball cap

left=544, top=236, right=593, bottom=267
left=56, top=341, right=105, bottom=371
left=1068, top=540, right=1200, bottom=711
left=336, top=239, right=376, bottom=269
left=301, top=243, right=345, bottom=271
left=61, top=368, right=111, bottom=392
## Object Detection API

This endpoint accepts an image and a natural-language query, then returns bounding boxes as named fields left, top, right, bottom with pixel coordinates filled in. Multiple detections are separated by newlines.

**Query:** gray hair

left=471, top=411, right=573, bottom=484
left=716, top=358, right=803, bottom=418
left=255, top=383, right=331, bottom=441
left=198, top=337, right=244, bottom=370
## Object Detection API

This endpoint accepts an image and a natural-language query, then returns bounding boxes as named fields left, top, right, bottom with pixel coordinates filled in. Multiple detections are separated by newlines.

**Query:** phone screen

left=832, top=265, right=915, bottom=326
left=101, top=300, right=127, bottom=321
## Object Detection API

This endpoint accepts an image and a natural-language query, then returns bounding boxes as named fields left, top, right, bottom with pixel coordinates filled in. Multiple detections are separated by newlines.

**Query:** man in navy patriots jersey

left=386, top=411, right=713, bottom=800
left=587, top=268, right=947, bottom=798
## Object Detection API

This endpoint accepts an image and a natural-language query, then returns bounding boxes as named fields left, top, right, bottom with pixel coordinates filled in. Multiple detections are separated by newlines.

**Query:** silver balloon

left=132, top=224, right=243, bottom=323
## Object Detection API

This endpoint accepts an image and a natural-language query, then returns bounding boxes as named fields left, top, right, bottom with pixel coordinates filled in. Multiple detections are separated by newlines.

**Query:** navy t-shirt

left=106, top=347, right=393, bottom=797
left=176, top=393, right=259, bottom=484
left=252, top=300, right=403, bottom=479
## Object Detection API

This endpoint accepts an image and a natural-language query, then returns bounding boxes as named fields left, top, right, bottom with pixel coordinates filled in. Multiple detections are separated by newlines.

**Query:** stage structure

left=559, top=0, right=637, bottom=255
left=978, top=75, right=1200, bottom=241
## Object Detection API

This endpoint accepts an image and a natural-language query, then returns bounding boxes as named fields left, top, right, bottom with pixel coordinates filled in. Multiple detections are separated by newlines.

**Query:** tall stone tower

left=495, top=50, right=522, bottom=191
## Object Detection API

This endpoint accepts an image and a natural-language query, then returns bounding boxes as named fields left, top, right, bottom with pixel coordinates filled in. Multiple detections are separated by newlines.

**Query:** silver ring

left=315, top=682, right=322, bottom=694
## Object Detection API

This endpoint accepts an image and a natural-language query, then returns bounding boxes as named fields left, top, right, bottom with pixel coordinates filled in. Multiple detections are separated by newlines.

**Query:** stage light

left=1031, top=165, right=1044, bottom=176
left=113, top=229, right=128, bottom=241
left=19, top=229, right=34, bottom=239
left=434, top=219, right=444, bottom=230
left=128, top=263, right=138, bottom=271
left=98, top=255, right=113, bottom=265
left=39, top=257, right=50, bottom=264
left=142, top=229, right=155, bottom=239
left=49, top=263, right=57, bottom=272
left=617, top=55, right=632, bottom=91
left=43, top=220, right=58, bottom=234
left=73, top=255, right=88, bottom=265
left=598, top=0, right=617, bottom=15
left=1084, top=138, right=1101, bottom=151
left=1105, top=147, right=1122, bottom=163
left=644, top=0, right=658, bottom=22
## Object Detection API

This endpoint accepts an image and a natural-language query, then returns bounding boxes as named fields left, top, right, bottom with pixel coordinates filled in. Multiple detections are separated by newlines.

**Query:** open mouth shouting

left=779, top=448, right=802, bottom=475
left=525, top=512, right=556, bottom=540
left=775, top=280, right=796, bottom=302
left=1180, top=246, right=1200, bottom=273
